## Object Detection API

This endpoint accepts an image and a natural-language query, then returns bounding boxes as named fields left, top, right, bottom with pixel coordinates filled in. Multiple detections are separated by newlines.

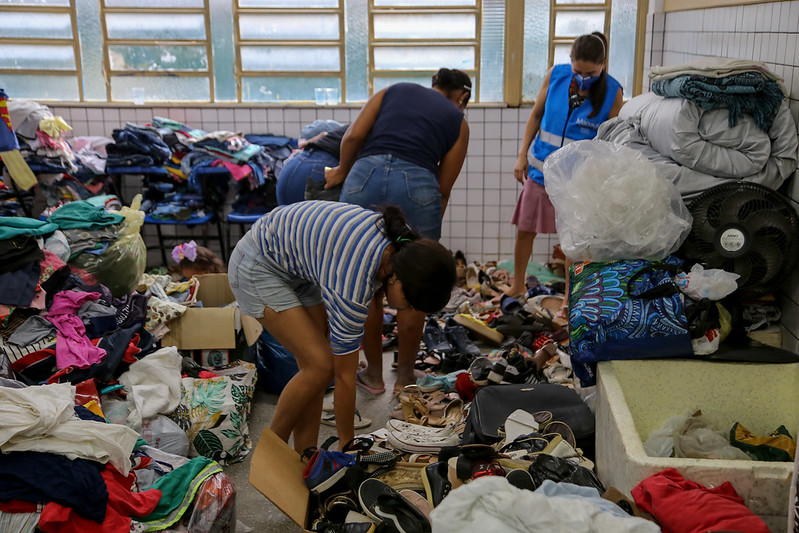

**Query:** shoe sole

left=452, top=314, right=503, bottom=346
left=310, top=466, right=350, bottom=495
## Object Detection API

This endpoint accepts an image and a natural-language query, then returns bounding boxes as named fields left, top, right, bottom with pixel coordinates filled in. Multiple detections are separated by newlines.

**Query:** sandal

left=321, top=410, right=372, bottom=430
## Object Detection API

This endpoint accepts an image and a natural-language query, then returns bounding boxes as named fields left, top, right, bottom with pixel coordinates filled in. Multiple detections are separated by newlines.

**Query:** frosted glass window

left=105, top=0, right=202, bottom=6
left=0, top=45, right=75, bottom=70
left=522, top=0, right=549, bottom=101
left=479, top=0, right=504, bottom=102
left=240, top=0, right=338, bottom=6
left=555, top=0, right=604, bottom=3
left=345, top=0, right=368, bottom=102
left=0, top=74, right=79, bottom=100
left=554, top=11, right=604, bottom=37
left=553, top=44, right=571, bottom=66
left=240, top=76, right=340, bottom=102
left=0, top=0, right=69, bottom=4
left=110, top=75, right=210, bottom=101
left=374, top=75, right=477, bottom=95
left=374, top=46, right=474, bottom=70
left=105, top=14, right=206, bottom=40
left=373, top=14, right=475, bottom=39
left=0, top=13, right=73, bottom=39
left=108, top=45, right=208, bottom=71
left=239, top=14, right=339, bottom=40
left=609, top=0, right=636, bottom=98
left=374, top=0, right=474, bottom=5
left=241, top=46, right=340, bottom=71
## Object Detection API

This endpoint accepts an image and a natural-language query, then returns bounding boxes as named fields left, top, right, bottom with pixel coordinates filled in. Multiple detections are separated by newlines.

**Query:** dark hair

left=571, top=32, right=609, bottom=118
left=432, top=68, right=472, bottom=106
left=174, top=245, right=227, bottom=275
left=378, top=205, right=456, bottom=313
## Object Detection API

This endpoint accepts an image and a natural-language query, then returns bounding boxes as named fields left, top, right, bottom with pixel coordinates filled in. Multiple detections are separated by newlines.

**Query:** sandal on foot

left=321, top=410, right=372, bottom=430
left=356, top=369, right=386, bottom=395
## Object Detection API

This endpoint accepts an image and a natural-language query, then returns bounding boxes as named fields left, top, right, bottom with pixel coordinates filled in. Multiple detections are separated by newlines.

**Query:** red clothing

left=38, top=465, right=162, bottom=533
left=631, top=468, right=769, bottom=533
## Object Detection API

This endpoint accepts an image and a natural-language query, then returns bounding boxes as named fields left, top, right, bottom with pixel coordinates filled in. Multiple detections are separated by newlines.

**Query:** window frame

left=0, top=1, right=83, bottom=100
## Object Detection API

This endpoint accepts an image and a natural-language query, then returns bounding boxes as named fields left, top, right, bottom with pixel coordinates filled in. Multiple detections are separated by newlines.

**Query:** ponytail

left=376, top=204, right=456, bottom=313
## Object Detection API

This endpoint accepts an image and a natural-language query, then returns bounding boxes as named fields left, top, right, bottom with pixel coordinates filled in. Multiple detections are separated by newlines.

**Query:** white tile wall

left=652, top=0, right=799, bottom=350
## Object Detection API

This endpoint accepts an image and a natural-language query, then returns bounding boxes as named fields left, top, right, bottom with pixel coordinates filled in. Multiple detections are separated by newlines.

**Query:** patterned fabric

left=167, top=361, right=257, bottom=465
left=568, top=257, right=693, bottom=387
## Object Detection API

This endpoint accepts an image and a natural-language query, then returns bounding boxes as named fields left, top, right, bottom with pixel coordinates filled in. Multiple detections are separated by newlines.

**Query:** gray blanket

left=598, top=92, right=798, bottom=200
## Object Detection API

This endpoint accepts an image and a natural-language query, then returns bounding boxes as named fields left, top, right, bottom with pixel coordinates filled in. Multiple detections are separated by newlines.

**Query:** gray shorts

left=228, top=231, right=323, bottom=318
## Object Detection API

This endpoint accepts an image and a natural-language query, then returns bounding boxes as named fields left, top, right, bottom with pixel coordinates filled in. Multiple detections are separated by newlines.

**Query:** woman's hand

left=513, top=153, right=528, bottom=184
left=324, top=165, right=347, bottom=189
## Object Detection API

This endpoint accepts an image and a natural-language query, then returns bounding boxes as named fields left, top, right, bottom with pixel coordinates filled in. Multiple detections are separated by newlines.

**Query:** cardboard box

left=249, top=427, right=317, bottom=530
left=596, top=359, right=799, bottom=532
left=161, top=273, right=262, bottom=350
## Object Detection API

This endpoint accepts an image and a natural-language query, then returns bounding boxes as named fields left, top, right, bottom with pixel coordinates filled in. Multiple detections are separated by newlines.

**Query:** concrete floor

left=224, top=350, right=402, bottom=532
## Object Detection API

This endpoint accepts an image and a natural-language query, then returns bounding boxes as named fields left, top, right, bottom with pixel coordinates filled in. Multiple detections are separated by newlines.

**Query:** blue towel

left=651, top=71, right=784, bottom=131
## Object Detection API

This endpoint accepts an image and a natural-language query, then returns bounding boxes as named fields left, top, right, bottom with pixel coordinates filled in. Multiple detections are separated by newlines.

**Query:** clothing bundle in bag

left=460, top=382, right=595, bottom=453
left=568, top=256, right=694, bottom=387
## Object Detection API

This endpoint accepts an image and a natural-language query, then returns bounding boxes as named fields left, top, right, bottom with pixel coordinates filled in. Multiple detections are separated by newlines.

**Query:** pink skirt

left=510, top=179, right=558, bottom=234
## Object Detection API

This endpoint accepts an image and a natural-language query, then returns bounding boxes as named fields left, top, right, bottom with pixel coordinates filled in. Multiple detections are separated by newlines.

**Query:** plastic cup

left=314, top=88, right=326, bottom=105
left=325, top=87, right=338, bottom=105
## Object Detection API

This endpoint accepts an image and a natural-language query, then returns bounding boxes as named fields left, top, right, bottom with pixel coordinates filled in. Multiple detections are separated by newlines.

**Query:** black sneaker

left=423, top=317, right=453, bottom=354
left=444, top=317, right=481, bottom=358
left=421, top=461, right=451, bottom=508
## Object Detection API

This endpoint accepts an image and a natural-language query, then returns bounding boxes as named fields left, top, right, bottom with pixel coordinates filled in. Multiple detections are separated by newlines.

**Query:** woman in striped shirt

left=228, top=200, right=456, bottom=451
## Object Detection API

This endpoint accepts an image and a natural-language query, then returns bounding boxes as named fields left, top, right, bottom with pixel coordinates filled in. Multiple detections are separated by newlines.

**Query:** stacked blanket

left=597, top=91, right=798, bottom=200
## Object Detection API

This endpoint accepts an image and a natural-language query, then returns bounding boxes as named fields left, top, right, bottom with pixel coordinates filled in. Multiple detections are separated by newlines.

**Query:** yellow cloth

left=0, top=150, right=37, bottom=190
left=38, top=116, right=72, bottom=137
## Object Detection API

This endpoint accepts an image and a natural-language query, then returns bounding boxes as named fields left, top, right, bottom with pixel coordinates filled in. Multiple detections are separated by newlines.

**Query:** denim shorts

left=339, top=154, right=442, bottom=240
left=227, top=231, right=323, bottom=318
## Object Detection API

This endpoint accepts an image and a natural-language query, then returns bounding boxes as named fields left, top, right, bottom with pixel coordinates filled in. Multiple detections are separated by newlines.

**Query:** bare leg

left=394, top=308, right=424, bottom=392
left=506, top=229, right=537, bottom=296
left=357, top=297, right=386, bottom=392
left=555, top=257, right=572, bottom=321
left=256, top=303, right=334, bottom=453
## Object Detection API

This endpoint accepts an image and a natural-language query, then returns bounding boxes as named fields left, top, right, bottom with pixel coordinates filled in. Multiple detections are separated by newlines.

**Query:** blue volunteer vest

left=528, top=64, right=622, bottom=184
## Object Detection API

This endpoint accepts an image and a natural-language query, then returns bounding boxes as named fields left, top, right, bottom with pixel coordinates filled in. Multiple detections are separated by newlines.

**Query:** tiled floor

left=224, top=349, right=402, bottom=532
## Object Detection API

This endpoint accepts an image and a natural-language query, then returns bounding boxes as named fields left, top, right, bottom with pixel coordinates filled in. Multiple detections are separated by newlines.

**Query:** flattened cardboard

left=249, top=427, right=314, bottom=529
left=160, top=273, right=262, bottom=350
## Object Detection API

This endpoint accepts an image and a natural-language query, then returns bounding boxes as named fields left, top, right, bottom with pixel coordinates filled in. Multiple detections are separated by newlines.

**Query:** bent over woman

left=228, top=200, right=456, bottom=451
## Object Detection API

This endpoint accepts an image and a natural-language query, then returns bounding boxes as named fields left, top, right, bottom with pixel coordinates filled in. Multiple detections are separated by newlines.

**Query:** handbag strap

left=627, top=263, right=681, bottom=299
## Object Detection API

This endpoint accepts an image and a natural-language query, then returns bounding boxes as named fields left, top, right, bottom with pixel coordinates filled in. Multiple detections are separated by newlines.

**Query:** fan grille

left=681, top=182, right=799, bottom=296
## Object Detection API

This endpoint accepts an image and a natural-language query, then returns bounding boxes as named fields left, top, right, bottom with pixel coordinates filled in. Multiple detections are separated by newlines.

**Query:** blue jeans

left=276, top=149, right=339, bottom=205
left=339, top=154, right=442, bottom=240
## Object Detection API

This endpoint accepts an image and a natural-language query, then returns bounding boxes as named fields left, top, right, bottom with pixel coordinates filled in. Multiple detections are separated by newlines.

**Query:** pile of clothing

left=597, top=57, right=799, bottom=199
left=0, top=211, right=256, bottom=532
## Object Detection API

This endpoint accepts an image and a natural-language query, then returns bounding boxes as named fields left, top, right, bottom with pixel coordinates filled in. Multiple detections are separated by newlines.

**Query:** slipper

left=356, top=368, right=386, bottom=395
left=358, top=478, right=431, bottom=533
left=321, top=410, right=372, bottom=429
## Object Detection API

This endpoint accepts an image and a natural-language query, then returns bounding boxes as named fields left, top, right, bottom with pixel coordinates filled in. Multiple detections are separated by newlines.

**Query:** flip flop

left=356, top=368, right=386, bottom=395
left=321, top=410, right=372, bottom=429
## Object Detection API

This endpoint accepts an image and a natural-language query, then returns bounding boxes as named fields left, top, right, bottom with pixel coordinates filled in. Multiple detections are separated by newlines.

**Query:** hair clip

left=172, top=240, right=198, bottom=263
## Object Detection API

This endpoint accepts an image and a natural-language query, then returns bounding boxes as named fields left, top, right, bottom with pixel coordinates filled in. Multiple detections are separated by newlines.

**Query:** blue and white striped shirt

left=250, top=201, right=390, bottom=355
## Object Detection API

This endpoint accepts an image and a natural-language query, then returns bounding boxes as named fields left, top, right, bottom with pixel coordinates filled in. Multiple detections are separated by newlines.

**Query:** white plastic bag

left=675, top=263, right=740, bottom=300
left=543, top=140, right=693, bottom=262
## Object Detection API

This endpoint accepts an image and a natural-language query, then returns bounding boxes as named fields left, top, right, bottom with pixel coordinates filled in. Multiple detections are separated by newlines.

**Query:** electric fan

left=679, top=182, right=799, bottom=296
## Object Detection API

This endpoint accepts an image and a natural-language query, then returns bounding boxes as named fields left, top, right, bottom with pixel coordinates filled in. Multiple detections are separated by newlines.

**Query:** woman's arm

left=332, top=350, right=360, bottom=448
left=437, top=118, right=470, bottom=217
left=324, top=89, right=387, bottom=189
left=514, top=68, right=553, bottom=184
left=608, top=86, right=624, bottom=119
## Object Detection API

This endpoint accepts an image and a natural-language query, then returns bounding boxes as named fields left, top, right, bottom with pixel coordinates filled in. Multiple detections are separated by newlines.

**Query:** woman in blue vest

left=506, top=32, right=623, bottom=312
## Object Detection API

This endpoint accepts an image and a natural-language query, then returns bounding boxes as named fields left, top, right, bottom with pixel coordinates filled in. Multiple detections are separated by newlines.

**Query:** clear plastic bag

left=543, top=140, right=693, bottom=262
left=71, top=194, right=146, bottom=297
left=674, top=264, right=740, bottom=300
left=673, top=413, right=750, bottom=461
left=185, top=473, right=236, bottom=533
